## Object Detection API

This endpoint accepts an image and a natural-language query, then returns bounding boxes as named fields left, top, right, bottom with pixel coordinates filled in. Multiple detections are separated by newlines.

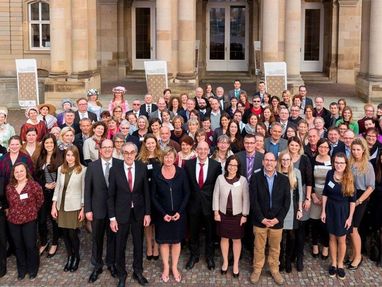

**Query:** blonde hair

left=277, top=151, right=297, bottom=190
left=349, top=137, right=370, bottom=174
left=137, top=134, right=162, bottom=164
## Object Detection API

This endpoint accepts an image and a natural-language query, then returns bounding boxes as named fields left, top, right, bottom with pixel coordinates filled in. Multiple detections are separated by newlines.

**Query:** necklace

left=334, top=172, right=342, bottom=182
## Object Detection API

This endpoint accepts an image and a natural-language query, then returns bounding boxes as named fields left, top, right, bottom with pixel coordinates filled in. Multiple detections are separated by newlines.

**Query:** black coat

left=184, top=158, right=221, bottom=216
left=107, top=160, right=151, bottom=223
left=250, top=169, right=291, bottom=229
left=85, top=158, right=123, bottom=220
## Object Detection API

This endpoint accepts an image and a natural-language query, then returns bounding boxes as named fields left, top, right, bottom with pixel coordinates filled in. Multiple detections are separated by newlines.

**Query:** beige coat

left=53, top=165, right=86, bottom=211
left=212, top=175, right=250, bottom=216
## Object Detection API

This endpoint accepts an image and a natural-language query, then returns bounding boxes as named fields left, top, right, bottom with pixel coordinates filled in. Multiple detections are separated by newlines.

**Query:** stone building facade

left=0, top=0, right=381, bottom=107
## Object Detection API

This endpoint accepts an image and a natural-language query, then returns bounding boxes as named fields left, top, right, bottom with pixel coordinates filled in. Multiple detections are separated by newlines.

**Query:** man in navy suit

left=108, top=142, right=151, bottom=287
left=298, top=85, right=313, bottom=111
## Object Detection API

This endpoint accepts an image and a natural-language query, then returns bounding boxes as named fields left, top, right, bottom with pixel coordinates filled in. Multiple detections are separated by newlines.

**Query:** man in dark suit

left=236, top=134, right=264, bottom=252
left=74, top=98, right=97, bottom=126
left=278, top=106, right=297, bottom=139
left=313, top=96, right=331, bottom=129
left=249, top=152, right=290, bottom=285
left=253, top=81, right=267, bottom=103
left=127, top=99, right=148, bottom=118
left=140, top=93, right=158, bottom=115
left=184, top=141, right=221, bottom=270
left=327, top=127, right=346, bottom=157
left=149, top=97, right=174, bottom=120
left=85, top=139, right=120, bottom=283
left=179, top=98, right=199, bottom=123
left=214, top=86, right=230, bottom=111
left=228, top=79, right=246, bottom=100
left=74, top=118, right=92, bottom=166
left=108, top=142, right=151, bottom=287
left=298, top=85, right=313, bottom=111
left=58, top=109, right=80, bottom=134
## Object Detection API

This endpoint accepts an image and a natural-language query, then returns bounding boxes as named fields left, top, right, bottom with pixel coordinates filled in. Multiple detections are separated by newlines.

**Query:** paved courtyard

left=0, top=229, right=381, bottom=287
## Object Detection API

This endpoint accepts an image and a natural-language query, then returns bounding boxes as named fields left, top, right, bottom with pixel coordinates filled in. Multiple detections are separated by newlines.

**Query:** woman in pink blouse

left=6, top=162, right=43, bottom=280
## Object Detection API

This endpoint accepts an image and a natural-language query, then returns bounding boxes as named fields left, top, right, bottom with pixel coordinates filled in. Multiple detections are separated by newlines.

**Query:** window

left=29, top=1, right=50, bottom=49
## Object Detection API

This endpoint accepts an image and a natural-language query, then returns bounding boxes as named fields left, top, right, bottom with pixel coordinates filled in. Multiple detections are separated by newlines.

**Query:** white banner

left=15, top=59, right=39, bottom=108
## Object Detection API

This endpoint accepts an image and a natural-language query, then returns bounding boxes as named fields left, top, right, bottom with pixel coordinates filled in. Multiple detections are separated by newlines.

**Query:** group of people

left=0, top=81, right=381, bottom=286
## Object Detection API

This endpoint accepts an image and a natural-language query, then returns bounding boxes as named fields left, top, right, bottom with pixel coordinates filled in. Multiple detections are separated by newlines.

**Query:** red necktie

left=198, top=163, right=204, bottom=189
left=128, top=167, right=133, bottom=192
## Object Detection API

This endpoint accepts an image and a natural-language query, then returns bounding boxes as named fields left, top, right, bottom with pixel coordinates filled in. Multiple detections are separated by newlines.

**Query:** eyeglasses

left=101, top=146, right=113, bottom=149
left=123, top=151, right=136, bottom=155
left=253, top=100, right=260, bottom=103
left=114, top=140, right=124, bottom=144
left=133, top=103, right=140, bottom=106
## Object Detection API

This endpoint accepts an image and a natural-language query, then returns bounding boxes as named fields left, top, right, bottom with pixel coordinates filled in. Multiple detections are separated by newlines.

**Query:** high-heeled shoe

left=152, top=255, right=159, bottom=261
left=47, top=245, right=58, bottom=258
left=70, top=257, right=80, bottom=272
left=173, top=272, right=182, bottom=283
left=146, top=255, right=153, bottom=260
left=39, top=243, right=49, bottom=255
left=232, top=271, right=240, bottom=278
left=64, top=256, right=73, bottom=272
left=221, top=268, right=228, bottom=275
left=348, top=257, right=363, bottom=270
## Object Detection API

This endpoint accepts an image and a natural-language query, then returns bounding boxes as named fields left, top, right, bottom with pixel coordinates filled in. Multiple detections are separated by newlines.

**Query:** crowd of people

left=0, top=81, right=381, bottom=286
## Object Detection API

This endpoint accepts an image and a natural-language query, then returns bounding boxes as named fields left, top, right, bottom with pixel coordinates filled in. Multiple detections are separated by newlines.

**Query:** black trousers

left=0, top=212, right=6, bottom=275
left=295, top=220, right=308, bottom=259
left=62, top=228, right=80, bottom=259
left=115, top=209, right=144, bottom=278
left=38, top=188, right=59, bottom=246
left=91, top=217, right=116, bottom=269
left=188, top=211, right=215, bottom=259
left=8, top=220, right=39, bottom=276
left=280, top=229, right=296, bottom=263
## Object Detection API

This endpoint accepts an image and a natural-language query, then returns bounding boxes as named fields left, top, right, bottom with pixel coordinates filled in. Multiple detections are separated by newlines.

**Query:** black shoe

left=221, top=268, right=228, bottom=275
left=146, top=255, right=153, bottom=260
left=117, top=276, right=126, bottom=287
left=337, top=268, right=346, bottom=280
left=47, top=245, right=58, bottom=258
left=321, top=254, right=329, bottom=260
left=108, top=265, right=118, bottom=278
left=6, top=248, right=14, bottom=258
left=348, top=257, right=363, bottom=270
left=328, top=266, right=337, bottom=278
left=132, top=272, right=148, bottom=286
left=232, top=271, right=240, bottom=278
left=0, top=269, right=6, bottom=278
left=185, top=256, right=199, bottom=270
left=70, top=257, right=80, bottom=272
left=29, top=273, right=37, bottom=279
left=88, top=268, right=103, bottom=283
left=344, top=258, right=352, bottom=265
left=152, top=255, right=159, bottom=261
left=311, top=250, right=319, bottom=259
left=64, top=256, right=73, bottom=272
left=17, top=273, right=25, bottom=280
left=296, top=256, right=304, bottom=272
left=285, top=260, right=292, bottom=273
left=206, top=257, right=215, bottom=270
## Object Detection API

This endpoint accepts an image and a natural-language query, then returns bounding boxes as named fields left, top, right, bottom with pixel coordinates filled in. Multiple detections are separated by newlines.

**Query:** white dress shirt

left=195, top=158, right=209, bottom=184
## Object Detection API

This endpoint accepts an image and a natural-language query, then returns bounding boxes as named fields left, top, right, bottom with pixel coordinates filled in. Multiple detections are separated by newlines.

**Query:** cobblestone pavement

left=0, top=229, right=381, bottom=287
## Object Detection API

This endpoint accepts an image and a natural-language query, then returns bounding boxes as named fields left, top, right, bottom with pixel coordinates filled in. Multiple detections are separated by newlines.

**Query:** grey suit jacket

left=264, top=138, right=288, bottom=156
left=148, top=109, right=174, bottom=120
left=228, top=89, right=246, bottom=100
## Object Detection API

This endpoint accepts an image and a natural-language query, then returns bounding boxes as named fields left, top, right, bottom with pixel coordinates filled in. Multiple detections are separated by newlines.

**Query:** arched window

left=28, top=1, right=50, bottom=49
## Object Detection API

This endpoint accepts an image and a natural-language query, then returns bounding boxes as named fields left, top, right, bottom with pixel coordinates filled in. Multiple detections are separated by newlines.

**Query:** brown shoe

left=250, top=271, right=261, bottom=284
left=270, top=270, right=284, bottom=285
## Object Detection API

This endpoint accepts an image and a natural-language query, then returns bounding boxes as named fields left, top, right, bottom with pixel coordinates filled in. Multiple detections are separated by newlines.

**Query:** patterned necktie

left=128, top=167, right=133, bottom=192
left=247, top=156, right=254, bottom=179
left=147, top=105, right=151, bottom=114
left=104, top=162, right=110, bottom=187
left=198, top=163, right=204, bottom=189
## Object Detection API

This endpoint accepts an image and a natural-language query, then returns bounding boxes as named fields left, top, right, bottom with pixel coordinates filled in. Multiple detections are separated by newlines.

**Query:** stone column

left=356, top=0, right=382, bottom=102
left=284, top=0, right=303, bottom=90
left=71, top=0, right=97, bottom=76
left=368, top=0, right=382, bottom=78
left=176, top=0, right=196, bottom=81
left=156, top=0, right=173, bottom=76
left=49, top=0, right=72, bottom=76
left=262, top=0, right=279, bottom=61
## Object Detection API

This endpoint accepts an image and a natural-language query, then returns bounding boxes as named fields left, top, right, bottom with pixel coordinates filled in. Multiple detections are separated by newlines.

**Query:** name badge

left=20, top=193, right=28, bottom=200
left=147, top=164, right=153, bottom=170
left=139, top=137, right=144, bottom=142
left=328, top=181, right=335, bottom=189
left=324, top=161, right=331, bottom=166
left=233, top=181, right=241, bottom=187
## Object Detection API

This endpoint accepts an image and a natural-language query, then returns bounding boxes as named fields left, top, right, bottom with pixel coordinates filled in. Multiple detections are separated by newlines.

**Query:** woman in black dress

left=371, top=151, right=382, bottom=266
left=151, top=147, right=190, bottom=283
left=137, top=134, right=162, bottom=260
left=213, top=155, right=249, bottom=278
left=321, top=153, right=356, bottom=280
